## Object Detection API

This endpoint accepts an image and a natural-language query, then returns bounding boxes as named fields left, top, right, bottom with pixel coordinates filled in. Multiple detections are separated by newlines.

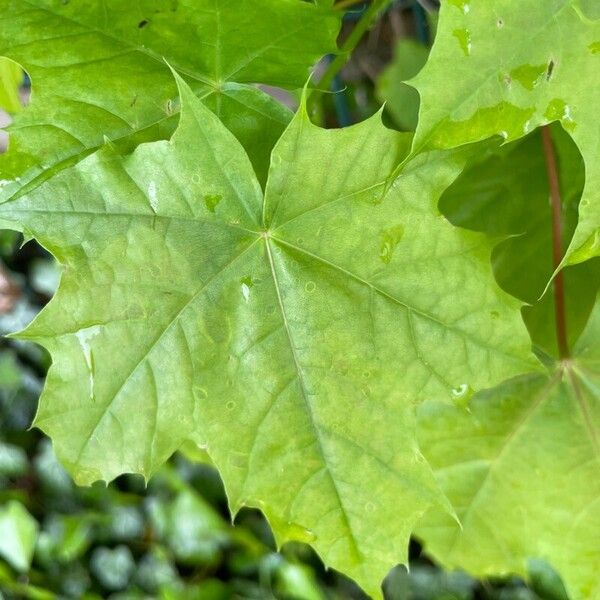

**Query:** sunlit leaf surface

left=0, top=77, right=538, bottom=597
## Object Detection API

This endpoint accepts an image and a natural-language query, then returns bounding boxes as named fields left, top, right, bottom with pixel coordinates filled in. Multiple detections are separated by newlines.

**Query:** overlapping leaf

left=0, top=75, right=538, bottom=596
left=417, top=295, right=600, bottom=600
left=416, top=107, right=600, bottom=600
left=0, top=0, right=340, bottom=189
left=439, top=126, right=600, bottom=358
left=411, top=0, right=600, bottom=266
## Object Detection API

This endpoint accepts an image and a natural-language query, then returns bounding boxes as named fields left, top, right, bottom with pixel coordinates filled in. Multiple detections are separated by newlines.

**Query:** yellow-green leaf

left=0, top=76, right=539, bottom=597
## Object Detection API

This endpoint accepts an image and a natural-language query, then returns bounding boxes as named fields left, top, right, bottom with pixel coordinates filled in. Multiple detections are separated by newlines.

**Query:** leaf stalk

left=540, top=125, right=569, bottom=359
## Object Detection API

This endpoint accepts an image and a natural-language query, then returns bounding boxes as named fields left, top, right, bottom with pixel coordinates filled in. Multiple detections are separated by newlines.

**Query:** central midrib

left=263, top=235, right=364, bottom=563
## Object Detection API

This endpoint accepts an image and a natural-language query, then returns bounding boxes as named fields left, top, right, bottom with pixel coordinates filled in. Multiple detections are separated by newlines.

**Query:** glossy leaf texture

left=0, top=0, right=341, bottom=190
left=0, top=76, right=539, bottom=597
left=411, top=0, right=600, bottom=266
left=417, top=294, right=600, bottom=600
left=439, top=126, right=600, bottom=359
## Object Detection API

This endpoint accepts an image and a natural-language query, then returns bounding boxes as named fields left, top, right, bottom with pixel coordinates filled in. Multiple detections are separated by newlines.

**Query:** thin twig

left=334, top=0, right=369, bottom=11
left=310, top=0, right=390, bottom=102
left=541, top=125, right=569, bottom=359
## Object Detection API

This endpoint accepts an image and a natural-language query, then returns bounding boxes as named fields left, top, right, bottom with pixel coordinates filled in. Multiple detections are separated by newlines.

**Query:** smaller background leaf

left=0, top=500, right=39, bottom=572
left=377, top=39, right=429, bottom=131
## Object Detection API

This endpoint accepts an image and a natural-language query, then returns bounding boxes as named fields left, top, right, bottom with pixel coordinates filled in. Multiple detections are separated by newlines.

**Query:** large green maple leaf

left=411, top=0, right=600, bottom=266
left=0, top=75, right=539, bottom=596
left=0, top=0, right=340, bottom=190
left=417, top=295, right=600, bottom=600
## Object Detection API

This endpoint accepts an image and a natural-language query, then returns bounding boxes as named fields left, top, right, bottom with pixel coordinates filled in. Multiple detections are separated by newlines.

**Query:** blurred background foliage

left=0, top=0, right=575, bottom=598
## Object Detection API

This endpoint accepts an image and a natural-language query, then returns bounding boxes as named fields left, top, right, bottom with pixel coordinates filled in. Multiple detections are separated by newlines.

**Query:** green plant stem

left=334, top=0, right=370, bottom=10
left=310, top=0, right=390, bottom=101
left=541, top=125, right=569, bottom=359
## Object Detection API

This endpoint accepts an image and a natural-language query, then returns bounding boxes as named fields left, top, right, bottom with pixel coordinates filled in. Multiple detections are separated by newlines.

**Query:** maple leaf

left=411, top=0, right=600, bottom=266
left=0, top=75, right=539, bottom=597
left=417, top=294, right=600, bottom=600
left=0, top=0, right=340, bottom=190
